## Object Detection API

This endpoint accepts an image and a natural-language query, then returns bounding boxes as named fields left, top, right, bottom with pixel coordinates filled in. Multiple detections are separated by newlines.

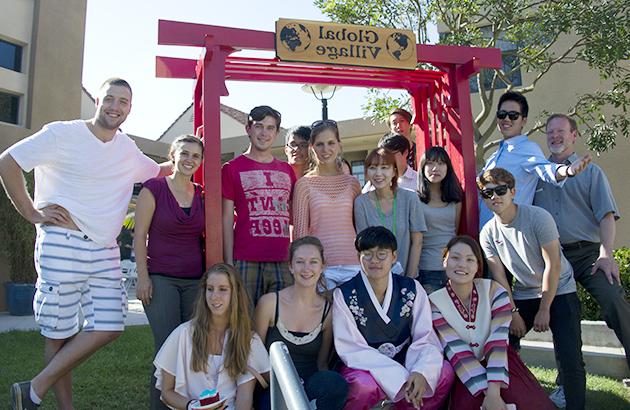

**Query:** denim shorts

left=418, top=269, right=447, bottom=294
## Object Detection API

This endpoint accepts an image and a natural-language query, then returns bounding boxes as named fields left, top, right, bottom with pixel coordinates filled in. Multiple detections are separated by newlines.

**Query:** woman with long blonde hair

left=154, top=263, right=269, bottom=410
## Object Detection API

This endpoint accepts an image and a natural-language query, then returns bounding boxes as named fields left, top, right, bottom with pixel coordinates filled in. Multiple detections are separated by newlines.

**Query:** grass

left=0, top=325, right=628, bottom=409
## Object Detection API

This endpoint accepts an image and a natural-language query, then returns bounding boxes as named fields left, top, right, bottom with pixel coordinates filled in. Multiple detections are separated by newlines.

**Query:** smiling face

left=290, top=244, right=324, bottom=289
left=496, top=100, right=527, bottom=139
left=171, top=141, right=203, bottom=177
left=284, top=134, right=309, bottom=165
left=359, top=246, right=397, bottom=281
left=311, top=128, right=341, bottom=166
left=423, top=158, right=448, bottom=184
left=444, top=242, right=479, bottom=285
left=367, top=161, right=396, bottom=190
left=480, top=181, right=515, bottom=215
left=246, top=115, right=279, bottom=153
left=546, top=116, right=577, bottom=157
left=94, top=84, right=132, bottom=130
left=205, top=272, right=232, bottom=318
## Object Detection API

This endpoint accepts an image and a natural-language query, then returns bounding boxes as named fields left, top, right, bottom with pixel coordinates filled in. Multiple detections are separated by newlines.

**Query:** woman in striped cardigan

left=429, top=236, right=553, bottom=410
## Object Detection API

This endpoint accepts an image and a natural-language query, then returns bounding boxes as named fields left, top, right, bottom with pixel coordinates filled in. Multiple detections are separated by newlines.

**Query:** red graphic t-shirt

left=221, top=155, right=297, bottom=262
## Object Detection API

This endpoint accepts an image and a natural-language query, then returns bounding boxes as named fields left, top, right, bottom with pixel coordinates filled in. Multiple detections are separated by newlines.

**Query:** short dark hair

left=387, top=108, right=412, bottom=125
left=546, top=113, right=577, bottom=132
left=100, top=77, right=132, bottom=96
left=378, top=132, right=410, bottom=154
left=418, top=146, right=463, bottom=204
left=498, top=91, right=528, bottom=118
left=355, top=226, right=397, bottom=253
left=247, top=106, right=281, bottom=129
left=477, top=167, right=516, bottom=190
left=285, top=125, right=311, bottom=144
left=442, top=235, right=484, bottom=278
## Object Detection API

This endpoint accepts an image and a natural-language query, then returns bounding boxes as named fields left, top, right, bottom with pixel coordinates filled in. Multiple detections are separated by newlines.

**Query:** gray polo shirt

left=480, top=204, right=576, bottom=300
left=533, top=153, right=620, bottom=244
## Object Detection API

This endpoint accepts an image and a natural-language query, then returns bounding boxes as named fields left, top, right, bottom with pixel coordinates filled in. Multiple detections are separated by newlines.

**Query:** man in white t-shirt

left=0, top=78, right=171, bottom=410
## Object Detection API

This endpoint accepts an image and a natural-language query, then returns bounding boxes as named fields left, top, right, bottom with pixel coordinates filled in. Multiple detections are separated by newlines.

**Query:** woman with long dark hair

left=417, top=146, right=463, bottom=293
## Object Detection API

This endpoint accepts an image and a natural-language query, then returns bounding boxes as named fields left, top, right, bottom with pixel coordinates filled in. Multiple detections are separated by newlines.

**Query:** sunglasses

left=480, top=184, right=511, bottom=199
left=286, top=141, right=309, bottom=150
left=496, top=110, right=522, bottom=121
left=311, top=119, right=338, bottom=128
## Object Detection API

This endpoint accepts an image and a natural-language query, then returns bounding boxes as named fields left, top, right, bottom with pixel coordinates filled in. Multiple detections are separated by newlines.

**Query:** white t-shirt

left=154, top=321, right=270, bottom=409
left=8, top=120, right=160, bottom=246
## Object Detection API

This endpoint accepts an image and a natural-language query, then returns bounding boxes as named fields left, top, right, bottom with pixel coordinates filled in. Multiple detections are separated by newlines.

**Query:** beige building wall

left=0, top=0, right=87, bottom=311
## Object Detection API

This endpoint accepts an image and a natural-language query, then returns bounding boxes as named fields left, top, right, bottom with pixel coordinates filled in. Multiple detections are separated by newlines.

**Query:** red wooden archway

left=155, top=19, right=502, bottom=266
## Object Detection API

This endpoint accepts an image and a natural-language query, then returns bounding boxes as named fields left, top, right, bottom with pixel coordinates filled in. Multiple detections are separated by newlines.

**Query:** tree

left=315, top=0, right=630, bottom=163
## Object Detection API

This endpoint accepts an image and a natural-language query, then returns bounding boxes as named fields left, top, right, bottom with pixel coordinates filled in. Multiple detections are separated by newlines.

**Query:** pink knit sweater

left=293, top=174, right=361, bottom=266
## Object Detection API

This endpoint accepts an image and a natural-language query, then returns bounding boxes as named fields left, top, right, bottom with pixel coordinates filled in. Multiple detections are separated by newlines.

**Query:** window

left=0, top=39, right=23, bottom=72
left=0, top=92, right=19, bottom=124
left=351, top=161, right=365, bottom=186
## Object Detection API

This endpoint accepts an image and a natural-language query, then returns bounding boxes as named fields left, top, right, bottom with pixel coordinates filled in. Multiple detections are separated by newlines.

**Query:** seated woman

left=429, top=236, right=554, bottom=410
left=254, top=236, right=348, bottom=409
left=154, top=263, right=269, bottom=410
left=333, top=226, right=454, bottom=410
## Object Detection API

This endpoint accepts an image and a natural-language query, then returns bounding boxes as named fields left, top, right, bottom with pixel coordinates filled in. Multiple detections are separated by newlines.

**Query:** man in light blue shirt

left=479, top=91, right=591, bottom=227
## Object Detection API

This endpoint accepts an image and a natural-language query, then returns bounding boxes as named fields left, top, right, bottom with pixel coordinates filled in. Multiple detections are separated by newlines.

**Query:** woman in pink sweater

left=293, top=120, right=361, bottom=289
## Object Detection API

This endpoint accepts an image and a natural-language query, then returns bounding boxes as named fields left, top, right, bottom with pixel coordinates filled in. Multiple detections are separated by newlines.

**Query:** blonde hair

left=190, top=263, right=253, bottom=379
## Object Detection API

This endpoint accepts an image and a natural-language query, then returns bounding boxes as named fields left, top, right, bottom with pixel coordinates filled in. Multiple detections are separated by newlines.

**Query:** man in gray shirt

left=534, top=113, right=630, bottom=403
left=479, top=167, right=586, bottom=410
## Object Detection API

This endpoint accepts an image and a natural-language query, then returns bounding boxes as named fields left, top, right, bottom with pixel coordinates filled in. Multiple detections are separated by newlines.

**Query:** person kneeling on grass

left=333, top=226, right=454, bottom=409
left=154, top=263, right=269, bottom=410
left=430, top=235, right=554, bottom=410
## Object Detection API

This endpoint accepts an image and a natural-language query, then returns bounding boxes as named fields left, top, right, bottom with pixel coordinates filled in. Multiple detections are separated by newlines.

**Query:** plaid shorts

left=33, top=226, right=126, bottom=339
left=234, top=260, right=293, bottom=308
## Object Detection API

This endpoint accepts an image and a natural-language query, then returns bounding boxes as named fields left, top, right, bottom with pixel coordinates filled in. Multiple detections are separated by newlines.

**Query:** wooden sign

left=276, top=18, right=417, bottom=69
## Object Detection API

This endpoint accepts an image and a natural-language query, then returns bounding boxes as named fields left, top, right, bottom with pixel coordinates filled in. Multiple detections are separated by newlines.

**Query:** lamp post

left=301, top=84, right=339, bottom=120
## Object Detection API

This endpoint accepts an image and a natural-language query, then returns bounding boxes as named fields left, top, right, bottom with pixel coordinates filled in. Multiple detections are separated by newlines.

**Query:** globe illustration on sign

left=386, top=32, right=413, bottom=61
left=279, top=23, right=312, bottom=53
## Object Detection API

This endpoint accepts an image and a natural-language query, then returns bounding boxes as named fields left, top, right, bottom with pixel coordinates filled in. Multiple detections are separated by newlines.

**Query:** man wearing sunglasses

left=479, top=91, right=591, bottom=227
left=533, top=113, right=629, bottom=406
left=479, top=167, right=586, bottom=410
left=283, top=125, right=311, bottom=179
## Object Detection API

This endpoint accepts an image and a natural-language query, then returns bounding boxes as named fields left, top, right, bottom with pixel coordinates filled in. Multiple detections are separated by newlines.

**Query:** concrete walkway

left=0, top=288, right=148, bottom=333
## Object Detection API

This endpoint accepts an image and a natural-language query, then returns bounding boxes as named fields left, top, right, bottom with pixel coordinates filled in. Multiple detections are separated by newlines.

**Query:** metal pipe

left=269, top=341, right=310, bottom=410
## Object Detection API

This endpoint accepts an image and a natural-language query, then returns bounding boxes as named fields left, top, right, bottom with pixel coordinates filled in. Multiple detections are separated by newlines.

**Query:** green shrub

left=577, top=247, right=630, bottom=320
left=0, top=173, right=36, bottom=283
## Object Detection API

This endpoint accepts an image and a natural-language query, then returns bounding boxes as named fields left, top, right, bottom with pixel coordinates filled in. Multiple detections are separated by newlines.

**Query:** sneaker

left=548, top=386, right=566, bottom=409
left=10, top=382, right=39, bottom=410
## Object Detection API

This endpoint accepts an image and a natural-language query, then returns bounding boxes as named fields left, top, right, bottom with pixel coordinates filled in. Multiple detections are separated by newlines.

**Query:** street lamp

left=301, top=84, right=340, bottom=120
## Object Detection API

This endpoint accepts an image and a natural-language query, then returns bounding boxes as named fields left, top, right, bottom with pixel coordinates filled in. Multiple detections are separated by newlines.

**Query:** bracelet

left=511, top=307, right=520, bottom=313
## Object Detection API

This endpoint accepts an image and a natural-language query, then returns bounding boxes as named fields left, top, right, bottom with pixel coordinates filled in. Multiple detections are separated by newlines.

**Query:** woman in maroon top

left=134, top=135, right=205, bottom=409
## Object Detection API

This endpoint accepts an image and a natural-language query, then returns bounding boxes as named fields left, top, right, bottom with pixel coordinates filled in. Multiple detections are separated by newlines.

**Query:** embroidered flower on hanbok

left=348, top=289, right=367, bottom=326
left=400, top=287, right=415, bottom=318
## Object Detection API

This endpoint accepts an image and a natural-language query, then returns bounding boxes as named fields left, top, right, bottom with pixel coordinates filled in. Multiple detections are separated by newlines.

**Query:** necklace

left=375, top=190, right=397, bottom=238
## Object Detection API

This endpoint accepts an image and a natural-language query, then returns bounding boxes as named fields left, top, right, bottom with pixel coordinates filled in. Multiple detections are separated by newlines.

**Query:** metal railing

left=269, top=341, right=311, bottom=410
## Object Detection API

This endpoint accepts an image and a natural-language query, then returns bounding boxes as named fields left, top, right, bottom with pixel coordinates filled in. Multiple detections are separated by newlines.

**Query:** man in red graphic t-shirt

left=222, top=106, right=297, bottom=307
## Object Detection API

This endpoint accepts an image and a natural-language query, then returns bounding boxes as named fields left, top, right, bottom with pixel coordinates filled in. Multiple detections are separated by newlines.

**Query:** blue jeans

left=418, top=269, right=447, bottom=294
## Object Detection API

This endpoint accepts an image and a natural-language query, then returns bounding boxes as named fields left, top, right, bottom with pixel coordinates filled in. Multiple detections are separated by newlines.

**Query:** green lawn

left=0, top=326, right=628, bottom=409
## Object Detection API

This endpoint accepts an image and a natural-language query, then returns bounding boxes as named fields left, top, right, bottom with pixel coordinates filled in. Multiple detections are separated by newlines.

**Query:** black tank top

left=264, top=292, right=329, bottom=381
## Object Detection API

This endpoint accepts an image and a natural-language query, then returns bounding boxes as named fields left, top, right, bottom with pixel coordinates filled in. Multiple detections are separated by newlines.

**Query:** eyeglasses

left=496, top=110, right=522, bottom=121
left=479, top=184, right=511, bottom=199
left=286, top=141, right=309, bottom=150
left=311, top=119, right=338, bottom=129
left=360, top=250, right=392, bottom=261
